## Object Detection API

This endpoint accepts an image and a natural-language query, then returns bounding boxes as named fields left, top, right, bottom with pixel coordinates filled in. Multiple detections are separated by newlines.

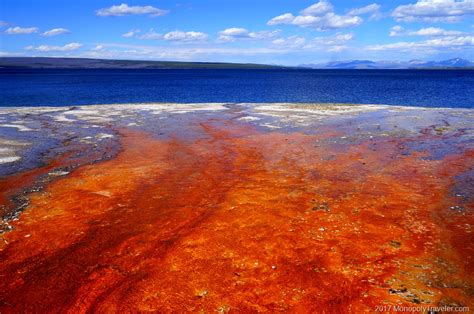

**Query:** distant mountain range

left=300, top=58, right=474, bottom=69
left=0, top=57, right=283, bottom=69
left=1, top=57, right=472, bottom=70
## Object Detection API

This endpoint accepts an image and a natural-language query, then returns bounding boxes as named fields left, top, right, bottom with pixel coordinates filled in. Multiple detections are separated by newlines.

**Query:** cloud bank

left=5, top=26, right=39, bottom=34
left=25, top=43, right=82, bottom=52
left=392, top=0, right=474, bottom=23
left=267, top=1, right=366, bottom=31
left=96, top=3, right=169, bottom=17
left=41, top=28, right=70, bottom=37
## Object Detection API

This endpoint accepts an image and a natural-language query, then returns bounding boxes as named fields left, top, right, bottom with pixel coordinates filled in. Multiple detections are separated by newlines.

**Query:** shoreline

left=1, top=102, right=474, bottom=111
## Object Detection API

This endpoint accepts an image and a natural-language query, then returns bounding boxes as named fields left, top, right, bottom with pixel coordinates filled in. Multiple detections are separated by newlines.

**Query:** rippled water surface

left=1, top=68, right=473, bottom=108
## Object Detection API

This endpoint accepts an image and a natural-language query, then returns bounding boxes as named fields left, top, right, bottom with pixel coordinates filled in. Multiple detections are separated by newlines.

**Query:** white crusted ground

left=0, top=139, right=30, bottom=164
left=0, top=103, right=472, bottom=165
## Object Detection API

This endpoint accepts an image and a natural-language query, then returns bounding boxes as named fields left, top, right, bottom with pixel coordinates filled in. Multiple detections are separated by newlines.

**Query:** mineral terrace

left=0, top=103, right=473, bottom=312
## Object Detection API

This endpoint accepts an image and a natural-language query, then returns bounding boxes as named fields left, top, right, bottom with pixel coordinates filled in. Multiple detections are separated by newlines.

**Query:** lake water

left=0, top=68, right=473, bottom=108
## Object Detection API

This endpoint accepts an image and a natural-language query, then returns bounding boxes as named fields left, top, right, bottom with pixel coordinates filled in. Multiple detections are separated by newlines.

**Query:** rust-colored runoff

left=0, top=119, right=472, bottom=313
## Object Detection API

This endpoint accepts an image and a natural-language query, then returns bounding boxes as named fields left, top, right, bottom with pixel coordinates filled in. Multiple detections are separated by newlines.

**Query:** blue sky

left=1, top=0, right=473, bottom=65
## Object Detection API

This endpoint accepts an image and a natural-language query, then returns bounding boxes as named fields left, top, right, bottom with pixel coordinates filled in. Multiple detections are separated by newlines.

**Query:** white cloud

left=219, top=27, right=249, bottom=37
left=367, top=35, right=474, bottom=52
left=272, top=32, right=354, bottom=52
left=327, top=45, right=347, bottom=52
left=0, top=21, right=8, bottom=27
left=272, top=36, right=307, bottom=48
left=93, top=45, right=105, bottom=51
left=25, top=43, right=82, bottom=52
left=129, top=29, right=208, bottom=42
left=322, top=13, right=362, bottom=29
left=305, top=32, right=354, bottom=50
left=292, top=15, right=319, bottom=26
left=267, top=13, right=295, bottom=26
left=163, top=30, right=208, bottom=42
left=267, top=1, right=363, bottom=31
left=41, top=28, right=70, bottom=37
left=80, top=43, right=291, bottom=62
left=96, top=3, right=169, bottom=17
left=139, top=29, right=162, bottom=40
left=330, top=33, right=354, bottom=42
left=348, top=3, right=380, bottom=15
left=122, top=29, right=141, bottom=38
left=218, top=28, right=280, bottom=42
left=413, top=27, right=463, bottom=36
left=392, top=0, right=474, bottom=23
left=389, top=25, right=405, bottom=37
left=293, top=13, right=362, bottom=30
left=348, top=3, right=382, bottom=20
left=249, top=30, right=281, bottom=40
left=390, top=25, right=464, bottom=36
left=5, top=26, right=39, bottom=34
left=301, top=1, right=334, bottom=16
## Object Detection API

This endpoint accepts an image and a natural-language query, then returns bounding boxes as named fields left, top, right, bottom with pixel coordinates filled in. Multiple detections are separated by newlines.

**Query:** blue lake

left=0, top=68, right=473, bottom=108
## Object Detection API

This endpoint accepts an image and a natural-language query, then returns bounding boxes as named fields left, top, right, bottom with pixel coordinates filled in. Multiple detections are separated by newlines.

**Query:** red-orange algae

left=0, top=158, right=62, bottom=215
left=0, top=118, right=472, bottom=313
left=0, top=139, right=118, bottom=222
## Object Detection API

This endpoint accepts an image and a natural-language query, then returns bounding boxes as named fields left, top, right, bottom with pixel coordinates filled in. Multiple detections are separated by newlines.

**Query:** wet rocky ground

left=0, top=103, right=473, bottom=312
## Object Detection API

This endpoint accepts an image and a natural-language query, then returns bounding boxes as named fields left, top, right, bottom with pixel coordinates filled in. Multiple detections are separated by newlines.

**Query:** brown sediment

left=0, top=115, right=473, bottom=313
